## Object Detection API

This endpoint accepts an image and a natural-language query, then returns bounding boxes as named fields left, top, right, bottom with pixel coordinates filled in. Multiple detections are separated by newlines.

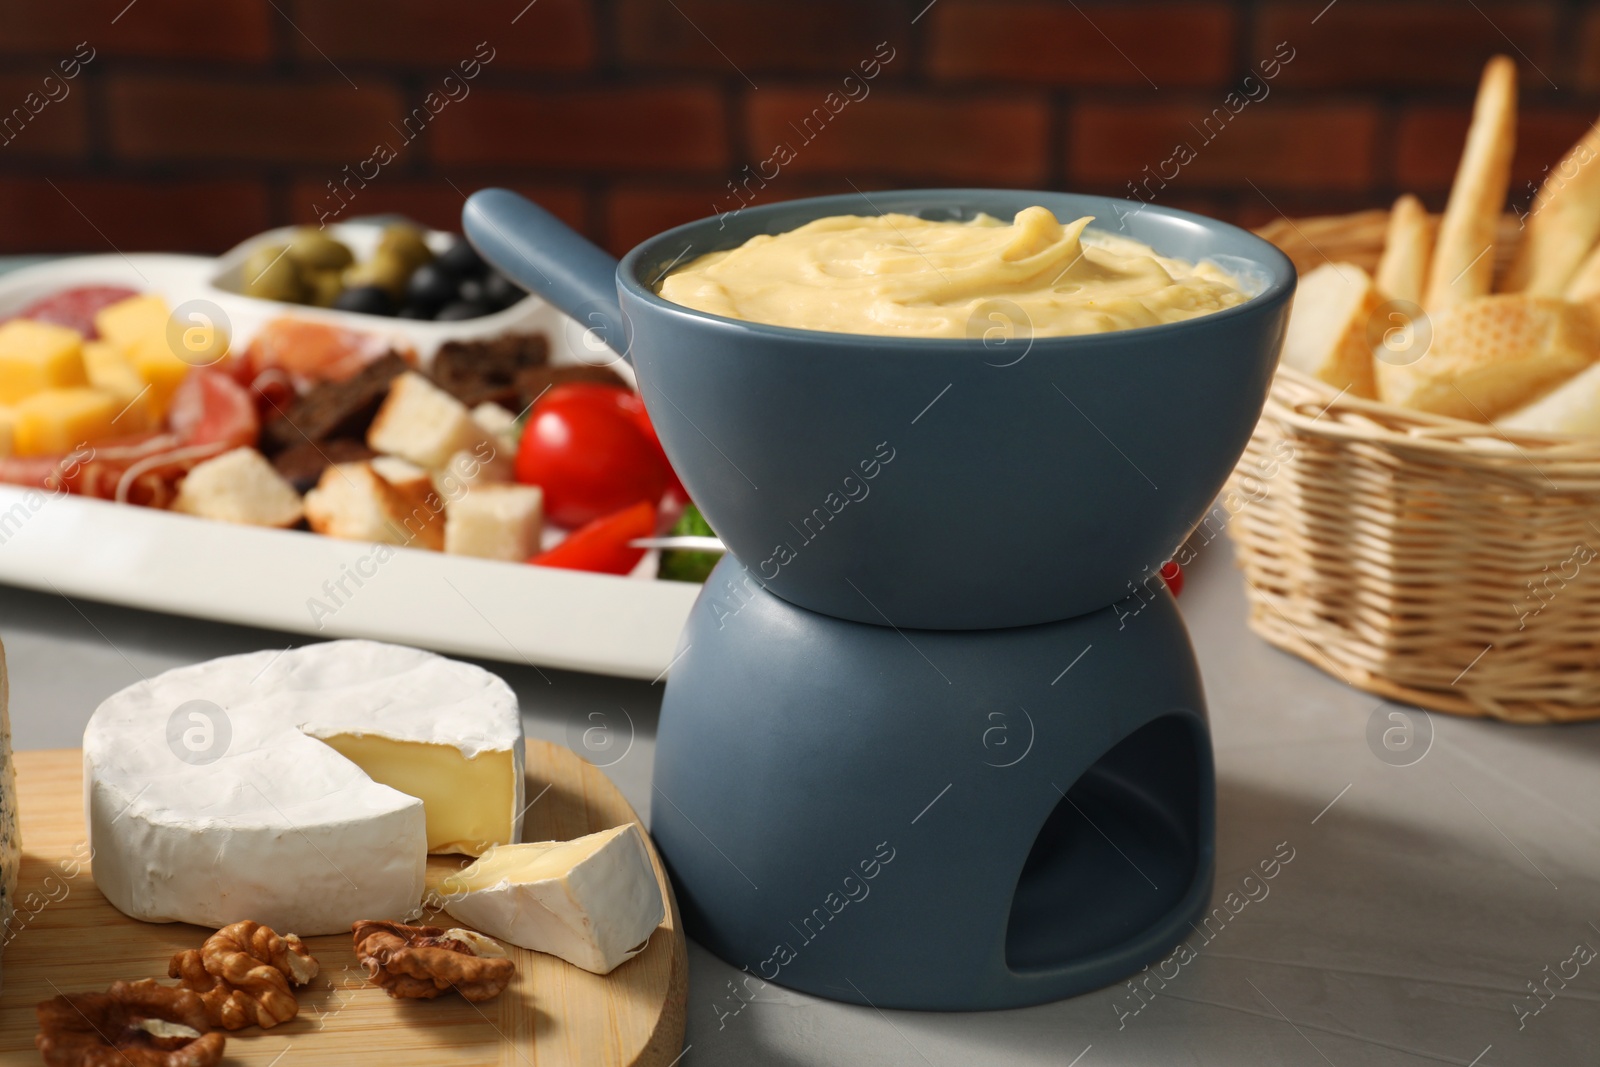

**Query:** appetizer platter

left=0, top=221, right=712, bottom=679
left=0, top=639, right=688, bottom=1065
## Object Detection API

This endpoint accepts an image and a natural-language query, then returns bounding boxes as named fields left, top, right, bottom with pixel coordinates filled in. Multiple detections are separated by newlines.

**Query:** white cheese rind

left=84, top=640, right=523, bottom=935
left=443, top=824, right=665, bottom=975
left=86, top=757, right=425, bottom=934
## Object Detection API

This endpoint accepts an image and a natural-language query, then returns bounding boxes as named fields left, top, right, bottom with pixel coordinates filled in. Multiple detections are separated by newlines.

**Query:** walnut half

left=168, top=920, right=320, bottom=1030
left=352, top=919, right=516, bottom=1002
left=36, top=978, right=225, bottom=1067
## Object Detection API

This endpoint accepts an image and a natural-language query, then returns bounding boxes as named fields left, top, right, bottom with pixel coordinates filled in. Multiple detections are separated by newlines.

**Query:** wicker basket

left=1229, top=211, right=1600, bottom=724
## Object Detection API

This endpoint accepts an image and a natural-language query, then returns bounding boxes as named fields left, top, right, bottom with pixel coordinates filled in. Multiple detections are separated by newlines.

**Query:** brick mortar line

left=1235, top=0, right=1258, bottom=87
left=269, top=0, right=299, bottom=68
left=581, top=0, right=616, bottom=259
left=593, top=0, right=623, bottom=77
left=1050, top=87, right=1072, bottom=193
left=1555, top=0, right=1586, bottom=88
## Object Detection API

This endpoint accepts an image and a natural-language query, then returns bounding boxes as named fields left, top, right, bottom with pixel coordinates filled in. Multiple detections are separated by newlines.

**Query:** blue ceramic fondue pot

left=464, top=188, right=1295, bottom=630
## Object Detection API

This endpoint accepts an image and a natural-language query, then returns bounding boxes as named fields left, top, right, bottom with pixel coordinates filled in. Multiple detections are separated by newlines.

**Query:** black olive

left=483, top=271, right=524, bottom=309
left=434, top=300, right=492, bottom=321
left=456, top=277, right=487, bottom=305
left=436, top=238, right=487, bottom=278
left=397, top=304, right=432, bottom=319
left=406, top=263, right=457, bottom=310
left=332, top=285, right=396, bottom=316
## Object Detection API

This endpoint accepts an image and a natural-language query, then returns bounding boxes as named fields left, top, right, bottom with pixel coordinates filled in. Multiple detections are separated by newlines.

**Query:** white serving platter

left=0, top=244, right=701, bottom=680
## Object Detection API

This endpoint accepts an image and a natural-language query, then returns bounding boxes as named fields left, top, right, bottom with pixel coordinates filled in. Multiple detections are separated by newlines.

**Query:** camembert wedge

left=442, top=824, right=665, bottom=975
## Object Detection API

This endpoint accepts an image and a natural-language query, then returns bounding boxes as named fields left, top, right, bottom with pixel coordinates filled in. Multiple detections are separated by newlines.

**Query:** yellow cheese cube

left=128, top=333, right=196, bottom=419
left=164, top=316, right=228, bottom=369
left=0, top=319, right=87, bottom=404
left=82, top=340, right=125, bottom=379
left=0, top=407, right=14, bottom=459
left=13, top=388, right=119, bottom=457
left=83, top=341, right=154, bottom=432
left=93, top=294, right=170, bottom=350
left=83, top=340, right=130, bottom=384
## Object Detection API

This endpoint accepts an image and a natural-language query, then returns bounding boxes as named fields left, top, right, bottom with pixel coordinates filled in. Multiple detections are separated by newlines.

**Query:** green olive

left=241, top=246, right=307, bottom=303
left=376, top=223, right=433, bottom=271
left=306, top=269, right=346, bottom=308
left=242, top=243, right=289, bottom=282
left=286, top=229, right=354, bottom=272
left=343, top=251, right=412, bottom=299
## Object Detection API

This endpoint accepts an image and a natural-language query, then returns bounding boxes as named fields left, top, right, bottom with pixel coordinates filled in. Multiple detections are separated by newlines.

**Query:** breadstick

left=1424, top=56, right=1517, bottom=312
left=1565, top=240, right=1600, bottom=302
left=1501, top=119, right=1600, bottom=295
left=1375, top=194, right=1434, bottom=305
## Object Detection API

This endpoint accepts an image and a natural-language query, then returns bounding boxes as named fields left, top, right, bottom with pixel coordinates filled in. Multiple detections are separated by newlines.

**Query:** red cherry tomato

left=531, top=501, right=657, bottom=574
left=540, top=382, right=633, bottom=412
left=624, top=399, right=687, bottom=501
left=1159, top=560, right=1184, bottom=597
left=536, top=383, right=688, bottom=500
left=515, top=387, right=667, bottom=529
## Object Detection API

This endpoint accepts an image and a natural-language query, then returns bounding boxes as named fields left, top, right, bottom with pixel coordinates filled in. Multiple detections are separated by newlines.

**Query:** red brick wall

left=0, top=0, right=1594, bottom=256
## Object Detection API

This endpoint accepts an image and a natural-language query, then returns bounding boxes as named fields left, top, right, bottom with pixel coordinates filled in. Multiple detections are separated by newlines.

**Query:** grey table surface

left=4, top=536, right=1596, bottom=1067
left=1, top=261, right=1595, bottom=1067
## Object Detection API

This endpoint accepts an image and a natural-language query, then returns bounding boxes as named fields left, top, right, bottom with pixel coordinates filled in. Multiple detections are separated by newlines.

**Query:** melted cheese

left=660, top=206, right=1249, bottom=338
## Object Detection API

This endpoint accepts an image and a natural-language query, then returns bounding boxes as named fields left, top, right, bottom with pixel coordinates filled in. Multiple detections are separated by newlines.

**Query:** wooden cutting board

left=0, top=744, right=688, bottom=1065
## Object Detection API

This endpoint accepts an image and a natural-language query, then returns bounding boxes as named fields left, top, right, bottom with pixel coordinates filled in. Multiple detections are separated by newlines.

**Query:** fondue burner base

left=651, top=557, right=1215, bottom=1011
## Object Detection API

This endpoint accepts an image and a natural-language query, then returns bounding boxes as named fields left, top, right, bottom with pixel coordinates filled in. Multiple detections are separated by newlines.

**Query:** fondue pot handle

left=463, top=187, right=631, bottom=360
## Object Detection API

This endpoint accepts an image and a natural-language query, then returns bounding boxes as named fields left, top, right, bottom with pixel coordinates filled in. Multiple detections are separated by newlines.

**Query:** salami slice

left=6, top=285, right=140, bottom=338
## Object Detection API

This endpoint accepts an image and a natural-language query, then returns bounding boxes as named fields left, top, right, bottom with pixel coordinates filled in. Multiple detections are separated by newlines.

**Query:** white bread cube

left=1377, top=295, right=1599, bottom=421
left=304, top=460, right=444, bottom=550
left=368, top=372, right=490, bottom=469
left=1496, top=361, right=1600, bottom=435
left=433, top=445, right=514, bottom=500
left=370, top=455, right=432, bottom=495
left=445, top=484, right=544, bottom=561
left=304, top=463, right=406, bottom=545
left=1281, top=262, right=1380, bottom=399
left=368, top=456, right=445, bottom=549
left=173, top=447, right=303, bottom=528
left=472, top=401, right=521, bottom=447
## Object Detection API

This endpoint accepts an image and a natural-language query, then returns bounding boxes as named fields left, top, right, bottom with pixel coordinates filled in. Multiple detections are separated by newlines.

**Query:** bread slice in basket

left=1377, top=295, right=1598, bottom=421
left=1496, top=360, right=1600, bottom=434
left=1280, top=263, right=1380, bottom=399
left=1271, top=53, right=1600, bottom=432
